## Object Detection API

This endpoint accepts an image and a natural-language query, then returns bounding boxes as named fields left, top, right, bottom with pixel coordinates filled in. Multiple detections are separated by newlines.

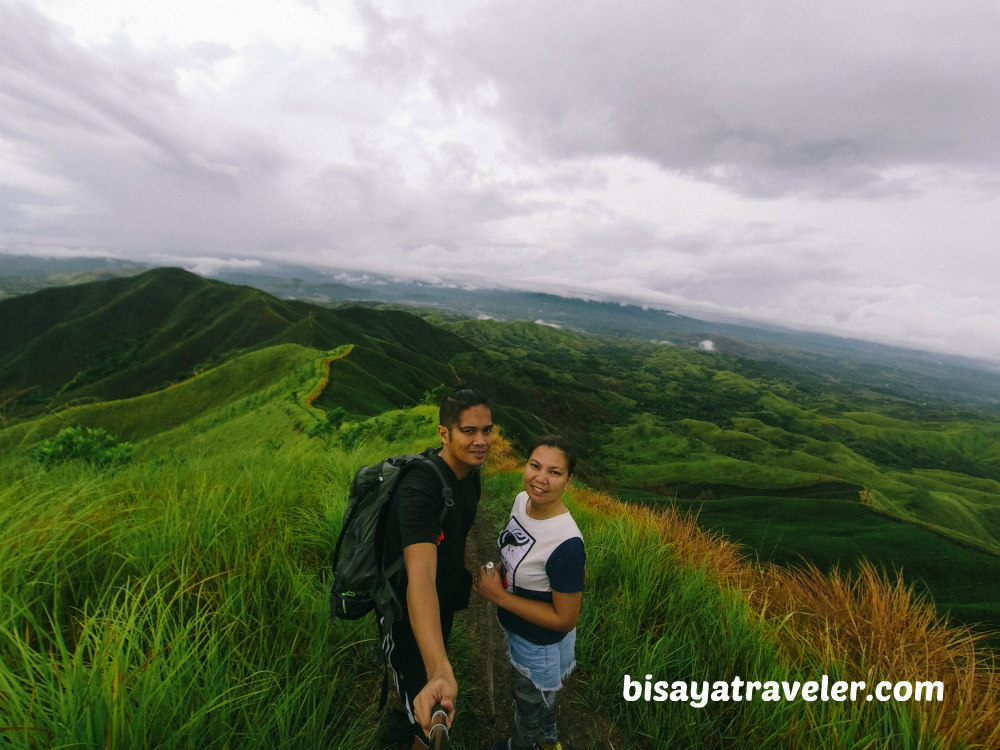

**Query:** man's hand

left=414, top=674, right=456, bottom=735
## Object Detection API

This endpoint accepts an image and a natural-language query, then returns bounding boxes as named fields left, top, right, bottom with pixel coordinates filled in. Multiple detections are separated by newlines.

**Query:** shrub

left=334, top=411, right=433, bottom=449
left=307, top=407, right=346, bottom=438
left=33, top=426, right=134, bottom=469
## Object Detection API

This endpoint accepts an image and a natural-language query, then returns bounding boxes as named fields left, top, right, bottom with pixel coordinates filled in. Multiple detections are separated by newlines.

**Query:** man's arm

left=404, top=541, right=456, bottom=733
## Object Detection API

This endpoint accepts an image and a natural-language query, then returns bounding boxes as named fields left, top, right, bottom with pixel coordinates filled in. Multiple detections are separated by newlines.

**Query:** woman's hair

left=439, top=387, right=489, bottom=429
left=529, top=434, right=577, bottom=475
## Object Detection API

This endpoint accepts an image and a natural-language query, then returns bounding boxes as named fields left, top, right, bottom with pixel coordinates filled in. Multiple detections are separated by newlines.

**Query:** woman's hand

left=473, top=562, right=504, bottom=604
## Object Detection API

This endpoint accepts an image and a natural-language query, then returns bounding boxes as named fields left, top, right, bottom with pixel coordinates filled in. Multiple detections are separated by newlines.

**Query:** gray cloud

left=1, top=4, right=236, bottom=186
left=450, top=0, right=1000, bottom=197
left=2, top=0, right=1000, bottom=361
left=0, top=5, right=291, bottom=261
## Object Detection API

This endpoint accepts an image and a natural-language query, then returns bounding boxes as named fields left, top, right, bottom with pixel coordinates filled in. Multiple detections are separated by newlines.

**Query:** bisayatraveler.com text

left=624, top=674, right=944, bottom=708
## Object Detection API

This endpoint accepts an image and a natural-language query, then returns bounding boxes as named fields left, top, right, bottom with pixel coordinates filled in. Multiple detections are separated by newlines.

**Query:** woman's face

left=523, top=445, right=573, bottom=507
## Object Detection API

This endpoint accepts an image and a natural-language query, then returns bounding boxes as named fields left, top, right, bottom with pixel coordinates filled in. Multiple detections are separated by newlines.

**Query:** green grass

left=4, top=293, right=1000, bottom=748
left=473, top=473, right=976, bottom=750
left=0, top=344, right=323, bottom=449
left=0, top=449, right=372, bottom=748
left=0, top=346, right=449, bottom=749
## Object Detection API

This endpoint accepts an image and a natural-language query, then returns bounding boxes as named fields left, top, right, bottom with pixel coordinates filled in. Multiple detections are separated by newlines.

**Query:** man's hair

left=439, top=387, right=490, bottom=430
left=529, top=434, right=577, bottom=475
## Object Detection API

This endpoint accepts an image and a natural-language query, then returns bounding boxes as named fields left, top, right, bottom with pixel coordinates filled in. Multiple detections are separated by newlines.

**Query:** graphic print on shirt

left=497, top=517, right=535, bottom=593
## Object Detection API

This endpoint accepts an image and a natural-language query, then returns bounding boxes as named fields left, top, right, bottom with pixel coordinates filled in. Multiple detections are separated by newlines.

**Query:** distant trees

left=421, top=384, right=451, bottom=406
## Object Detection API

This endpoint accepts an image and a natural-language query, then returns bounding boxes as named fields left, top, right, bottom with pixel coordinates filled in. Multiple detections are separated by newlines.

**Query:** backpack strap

left=381, top=451, right=455, bottom=583
left=417, top=449, right=456, bottom=521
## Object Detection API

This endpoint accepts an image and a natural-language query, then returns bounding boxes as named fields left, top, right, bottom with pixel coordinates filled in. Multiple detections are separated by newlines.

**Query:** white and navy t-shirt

left=496, top=491, right=585, bottom=645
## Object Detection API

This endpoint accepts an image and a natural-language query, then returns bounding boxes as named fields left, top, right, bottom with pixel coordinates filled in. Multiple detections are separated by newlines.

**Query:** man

left=381, top=387, right=494, bottom=748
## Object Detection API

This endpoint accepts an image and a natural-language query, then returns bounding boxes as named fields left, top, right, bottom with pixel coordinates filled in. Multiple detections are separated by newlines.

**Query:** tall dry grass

left=484, top=430, right=525, bottom=476
left=756, top=562, right=999, bottom=749
left=568, top=485, right=1000, bottom=748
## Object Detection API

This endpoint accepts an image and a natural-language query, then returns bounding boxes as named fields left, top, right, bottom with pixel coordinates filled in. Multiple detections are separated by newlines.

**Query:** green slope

left=3, top=274, right=1000, bottom=636
left=0, top=268, right=473, bottom=420
left=443, top=318, right=1000, bottom=560
left=0, top=344, right=323, bottom=451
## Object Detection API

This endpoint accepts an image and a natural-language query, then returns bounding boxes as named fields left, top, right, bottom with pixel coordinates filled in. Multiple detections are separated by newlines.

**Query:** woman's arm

left=474, top=564, right=581, bottom=632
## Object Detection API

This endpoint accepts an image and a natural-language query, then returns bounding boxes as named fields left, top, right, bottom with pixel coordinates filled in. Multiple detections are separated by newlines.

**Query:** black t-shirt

left=384, top=449, right=480, bottom=620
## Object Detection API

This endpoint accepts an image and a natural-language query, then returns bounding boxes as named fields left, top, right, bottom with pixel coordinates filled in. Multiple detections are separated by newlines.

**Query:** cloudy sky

left=3, top=1, right=1000, bottom=361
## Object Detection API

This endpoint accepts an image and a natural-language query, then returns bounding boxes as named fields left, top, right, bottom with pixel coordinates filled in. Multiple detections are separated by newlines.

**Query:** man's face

left=439, top=404, right=494, bottom=474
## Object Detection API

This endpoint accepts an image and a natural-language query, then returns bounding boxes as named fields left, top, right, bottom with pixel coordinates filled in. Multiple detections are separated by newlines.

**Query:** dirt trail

left=459, top=499, right=626, bottom=750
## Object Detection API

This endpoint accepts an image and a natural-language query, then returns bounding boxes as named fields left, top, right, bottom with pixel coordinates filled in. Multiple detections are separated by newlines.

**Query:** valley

left=3, top=266, right=1000, bottom=634
left=2, top=264, right=1000, bottom=747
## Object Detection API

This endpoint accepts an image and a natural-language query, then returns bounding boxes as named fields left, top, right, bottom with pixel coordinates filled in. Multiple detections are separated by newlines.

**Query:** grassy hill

left=0, top=267, right=471, bottom=420
left=4, top=269, right=1000, bottom=637
left=1, top=338, right=997, bottom=748
left=438, top=317, right=1000, bottom=634
left=0, top=344, right=323, bottom=450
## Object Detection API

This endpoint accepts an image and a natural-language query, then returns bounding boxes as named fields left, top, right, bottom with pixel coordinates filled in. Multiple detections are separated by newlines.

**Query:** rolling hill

left=3, top=357, right=996, bottom=748
left=3, top=267, right=1000, bottom=635
left=213, top=264, right=1000, bottom=412
left=2, top=267, right=1000, bottom=748
left=0, top=267, right=471, bottom=420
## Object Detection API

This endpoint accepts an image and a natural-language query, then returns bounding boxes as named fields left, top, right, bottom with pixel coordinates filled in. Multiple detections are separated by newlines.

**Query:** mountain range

left=3, top=261, right=1000, bottom=636
left=4, top=252, right=998, bottom=411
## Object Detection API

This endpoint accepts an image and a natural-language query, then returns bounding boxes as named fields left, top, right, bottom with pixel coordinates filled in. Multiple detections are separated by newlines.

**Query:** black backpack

left=329, top=448, right=453, bottom=634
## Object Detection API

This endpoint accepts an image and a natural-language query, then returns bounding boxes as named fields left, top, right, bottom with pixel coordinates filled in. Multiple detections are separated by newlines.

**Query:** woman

left=475, top=435, right=585, bottom=750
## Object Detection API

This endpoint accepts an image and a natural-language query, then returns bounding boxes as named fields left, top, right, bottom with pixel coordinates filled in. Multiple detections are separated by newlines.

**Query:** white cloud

left=3, top=0, right=1000, bottom=361
left=150, top=254, right=264, bottom=277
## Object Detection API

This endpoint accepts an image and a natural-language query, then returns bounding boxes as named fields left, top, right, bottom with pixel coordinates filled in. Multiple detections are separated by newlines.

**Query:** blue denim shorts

left=504, top=627, right=577, bottom=692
